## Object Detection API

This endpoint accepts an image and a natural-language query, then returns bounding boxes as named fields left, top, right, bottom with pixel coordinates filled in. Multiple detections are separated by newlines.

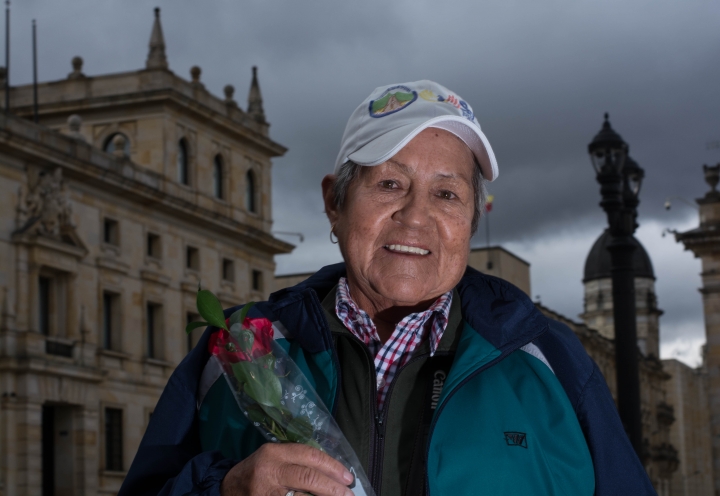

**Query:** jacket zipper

left=345, top=331, right=435, bottom=493
left=370, top=352, right=433, bottom=494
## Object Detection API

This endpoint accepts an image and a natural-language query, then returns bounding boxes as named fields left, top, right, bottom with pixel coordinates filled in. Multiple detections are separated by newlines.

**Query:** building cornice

left=0, top=114, right=294, bottom=256
left=6, top=69, right=287, bottom=158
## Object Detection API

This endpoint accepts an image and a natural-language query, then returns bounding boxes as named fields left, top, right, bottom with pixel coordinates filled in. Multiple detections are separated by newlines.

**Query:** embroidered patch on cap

left=419, top=89, right=475, bottom=122
left=368, top=85, right=417, bottom=118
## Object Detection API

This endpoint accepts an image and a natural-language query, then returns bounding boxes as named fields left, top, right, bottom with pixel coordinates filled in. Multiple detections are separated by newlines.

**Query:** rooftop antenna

left=4, top=0, right=9, bottom=113
left=32, top=19, right=37, bottom=123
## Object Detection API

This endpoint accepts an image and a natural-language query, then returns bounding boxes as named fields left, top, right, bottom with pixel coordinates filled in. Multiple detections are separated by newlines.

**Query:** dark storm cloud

left=8, top=0, right=719, bottom=359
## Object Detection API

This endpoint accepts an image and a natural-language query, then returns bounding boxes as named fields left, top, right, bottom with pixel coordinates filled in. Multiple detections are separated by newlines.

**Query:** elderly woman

left=120, top=81, right=655, bottom=496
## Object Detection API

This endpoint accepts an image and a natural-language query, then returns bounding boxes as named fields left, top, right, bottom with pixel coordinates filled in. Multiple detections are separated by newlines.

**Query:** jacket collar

left=264, top=262, right=547, bottom=356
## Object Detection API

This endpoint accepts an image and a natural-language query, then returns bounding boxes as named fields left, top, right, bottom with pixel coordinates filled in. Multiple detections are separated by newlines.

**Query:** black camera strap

left=404, top=353, right=455, bottom=496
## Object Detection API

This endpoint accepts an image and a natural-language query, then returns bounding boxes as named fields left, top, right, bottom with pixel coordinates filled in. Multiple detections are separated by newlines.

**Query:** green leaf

left=256, top=366, right=283, bottom=408
left=246, top=404, right=268, bottom=424
left=228, top=307, right=244, bottom=327
left=185, top=321, right=208, bottom=335
left=231, top=361, right=253, bottom=386
left=228, top=302, right=255, bottom=329
left=237, top=302, right=255, bottom=325
left=244, top=404, right=289, bottom=442
left=286, top=416, right=315, bottom=443
left=262, top=405, right=285, bottom=425
left=196, top=290, right=227, bottom=331
left=235, top=361, right=283, bottom=408
left=256, top=352, right=276, bottom=371
left=238, top=328, right=255, bottom=354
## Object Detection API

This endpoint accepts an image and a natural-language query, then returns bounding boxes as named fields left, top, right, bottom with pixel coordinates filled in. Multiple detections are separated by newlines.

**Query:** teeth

left=386, top=244, right=430, bottom=255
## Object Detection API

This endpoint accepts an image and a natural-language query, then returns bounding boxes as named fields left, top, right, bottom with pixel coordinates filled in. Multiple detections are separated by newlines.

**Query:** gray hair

left=332, top=159, right=487, bottom=235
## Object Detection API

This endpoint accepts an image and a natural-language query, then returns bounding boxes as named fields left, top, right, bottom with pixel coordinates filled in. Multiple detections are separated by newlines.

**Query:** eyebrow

left=387, top=158, right=413, bottom=175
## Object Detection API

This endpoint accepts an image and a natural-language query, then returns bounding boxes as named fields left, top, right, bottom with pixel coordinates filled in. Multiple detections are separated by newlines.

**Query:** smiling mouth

left=384, top=244, right=431, bottom=255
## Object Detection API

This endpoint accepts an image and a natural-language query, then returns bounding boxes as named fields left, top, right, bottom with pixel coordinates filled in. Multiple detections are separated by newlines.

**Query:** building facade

left=674, top=164, right=720, bottom=496
left=0, top=9, right=291, bottom=496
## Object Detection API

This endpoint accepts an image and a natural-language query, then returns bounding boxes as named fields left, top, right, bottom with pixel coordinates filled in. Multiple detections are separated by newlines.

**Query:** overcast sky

left=9, top=0, right=719, bottom=365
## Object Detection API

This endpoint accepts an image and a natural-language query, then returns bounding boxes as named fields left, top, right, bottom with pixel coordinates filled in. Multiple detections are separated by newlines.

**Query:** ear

left=321, top=174, right=340, bottom=226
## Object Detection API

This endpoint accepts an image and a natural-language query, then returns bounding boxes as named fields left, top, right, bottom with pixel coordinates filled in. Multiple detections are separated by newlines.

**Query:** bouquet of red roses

left=187, top=289, right=374, bottom=496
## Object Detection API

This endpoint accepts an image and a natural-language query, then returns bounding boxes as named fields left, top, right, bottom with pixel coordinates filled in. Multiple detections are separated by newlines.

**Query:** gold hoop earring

left=330, top=225, right=338, bottom=244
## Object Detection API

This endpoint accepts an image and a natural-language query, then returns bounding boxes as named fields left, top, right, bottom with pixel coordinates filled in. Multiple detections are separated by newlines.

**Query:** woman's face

left=323, top=128, right=476, bottom=308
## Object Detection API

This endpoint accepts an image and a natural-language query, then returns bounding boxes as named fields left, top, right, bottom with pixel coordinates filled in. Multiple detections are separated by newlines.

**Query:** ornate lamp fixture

left=588, top=114, right=644, bottom=456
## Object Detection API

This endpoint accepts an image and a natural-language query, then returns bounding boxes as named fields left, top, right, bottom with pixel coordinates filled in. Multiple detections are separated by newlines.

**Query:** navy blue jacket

left=119, top=263, right=656, bottom=496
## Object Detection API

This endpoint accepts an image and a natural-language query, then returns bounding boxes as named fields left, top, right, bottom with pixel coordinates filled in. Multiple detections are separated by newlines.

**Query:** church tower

left=580, top=229, right=662, bottom=358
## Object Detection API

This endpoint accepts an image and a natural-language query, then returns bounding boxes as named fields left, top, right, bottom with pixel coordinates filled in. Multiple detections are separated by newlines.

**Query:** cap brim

left=346, top=115, right=498, bottom=182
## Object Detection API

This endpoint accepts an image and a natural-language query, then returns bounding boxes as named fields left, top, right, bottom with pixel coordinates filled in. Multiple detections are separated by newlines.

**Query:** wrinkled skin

left=322, top=128, right=476, bottom=341
left=221, top=128, right=476, bottom=495
left=221, top=443, right=354, bottom=496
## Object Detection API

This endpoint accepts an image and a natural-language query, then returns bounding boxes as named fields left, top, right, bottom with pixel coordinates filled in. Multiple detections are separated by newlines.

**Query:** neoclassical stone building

left=673, top=164, right=720, bottom=496
left=0, top=8, right=291, bottom=495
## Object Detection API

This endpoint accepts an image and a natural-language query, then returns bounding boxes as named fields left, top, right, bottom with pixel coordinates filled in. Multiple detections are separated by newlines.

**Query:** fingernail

left=343, top=470, right=354, bottom=484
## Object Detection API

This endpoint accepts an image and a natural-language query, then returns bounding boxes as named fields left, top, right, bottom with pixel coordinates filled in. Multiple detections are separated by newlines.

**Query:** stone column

left=73, top=407, right=99, bottom=496
left=676, top=164, right=720, bottom=492
left=14, top=399, right=42, bottom=496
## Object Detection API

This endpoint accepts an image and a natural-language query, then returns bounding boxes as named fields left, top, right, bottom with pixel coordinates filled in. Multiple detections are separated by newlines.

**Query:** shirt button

left=377, top=377, right=385, bottom=388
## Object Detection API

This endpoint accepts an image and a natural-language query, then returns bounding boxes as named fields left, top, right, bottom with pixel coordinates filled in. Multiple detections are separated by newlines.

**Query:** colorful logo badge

left=369, top=85, right=417, bottom=118
left=419, top=89, right=475, bottom=122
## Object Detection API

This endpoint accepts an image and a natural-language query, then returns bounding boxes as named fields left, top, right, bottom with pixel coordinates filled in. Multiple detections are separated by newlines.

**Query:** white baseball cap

left=334, top=80, right=498, bottom=181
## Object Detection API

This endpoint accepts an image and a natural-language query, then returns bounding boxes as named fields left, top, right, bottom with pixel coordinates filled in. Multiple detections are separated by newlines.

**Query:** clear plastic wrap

left=189, top=292, right=375, bottom=496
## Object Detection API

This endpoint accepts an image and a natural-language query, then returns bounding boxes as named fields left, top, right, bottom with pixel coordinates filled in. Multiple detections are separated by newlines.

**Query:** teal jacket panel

left=199, top=377, right=267, bottom=461
left=428, top=326, right=595, bottom=496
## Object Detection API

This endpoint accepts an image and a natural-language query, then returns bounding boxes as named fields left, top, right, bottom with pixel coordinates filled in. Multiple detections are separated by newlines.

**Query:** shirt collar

left=334, top=277, right=453, bottom=355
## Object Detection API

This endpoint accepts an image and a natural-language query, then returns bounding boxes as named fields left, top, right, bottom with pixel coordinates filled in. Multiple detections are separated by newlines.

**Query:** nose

left=392, top=189, right=433, bottom=230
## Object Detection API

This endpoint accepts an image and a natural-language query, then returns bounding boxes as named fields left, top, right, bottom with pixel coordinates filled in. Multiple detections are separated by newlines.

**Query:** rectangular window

left=222, top=259, right=234, bottom=282
left=103, top=218, right=119, bottom=246
left=102, top=292, right=113, bottom=349
left=147, top=233, right=161, bottom=259
left=146, top=303, right=162, bottom=359
left=186, top=246, right=199, bottom=271
left=38, top=272, right=67, bottom=338
left=252, top=270, right=263, bottom=292
left=102, top=292, right=120, bottom=350
left=104, top=408, right=123, bottom=471
left=39, top=276, right=50, bottom=335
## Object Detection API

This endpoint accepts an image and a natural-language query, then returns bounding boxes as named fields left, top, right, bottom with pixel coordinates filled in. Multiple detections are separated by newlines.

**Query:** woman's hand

left=220, top=443, right=355, bottom=496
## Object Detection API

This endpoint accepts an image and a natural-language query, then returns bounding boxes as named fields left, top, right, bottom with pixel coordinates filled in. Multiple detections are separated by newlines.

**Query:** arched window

left=177, top=138, right=189, bottom=185
left=246, top=169, right=256, bottom=213
left=213, top=155, right=224, bottom=199
left=103, top=133, right=131, bottom=156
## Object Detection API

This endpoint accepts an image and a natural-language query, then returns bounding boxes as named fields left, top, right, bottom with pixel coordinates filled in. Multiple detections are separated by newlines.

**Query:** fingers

left=220, top=443, right=356, bottom=496
left=276, top=443, right=354, bottom=487
left=278, top=463, right=353, bottom=496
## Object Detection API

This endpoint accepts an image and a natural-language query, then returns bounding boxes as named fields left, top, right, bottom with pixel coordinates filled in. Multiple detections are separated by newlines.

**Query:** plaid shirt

left=335, top=277, right=453, bottom=411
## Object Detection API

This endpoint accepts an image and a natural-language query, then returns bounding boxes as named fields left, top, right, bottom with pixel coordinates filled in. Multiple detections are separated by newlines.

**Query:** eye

left=438, top=190, right=457, bottom=200
left=380, top=180, right=397, bottom=189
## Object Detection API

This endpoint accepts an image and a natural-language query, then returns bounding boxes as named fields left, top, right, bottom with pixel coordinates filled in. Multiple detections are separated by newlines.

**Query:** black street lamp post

left=588, top=114, right=645, bottom=457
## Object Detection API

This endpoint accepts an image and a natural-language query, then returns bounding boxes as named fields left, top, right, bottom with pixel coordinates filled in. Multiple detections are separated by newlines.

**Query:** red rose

left=208, top=317, right=274, bottom=363
left=208, top=328, right=247, bottom=363
left=243, top=317, right=274, bottom=359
